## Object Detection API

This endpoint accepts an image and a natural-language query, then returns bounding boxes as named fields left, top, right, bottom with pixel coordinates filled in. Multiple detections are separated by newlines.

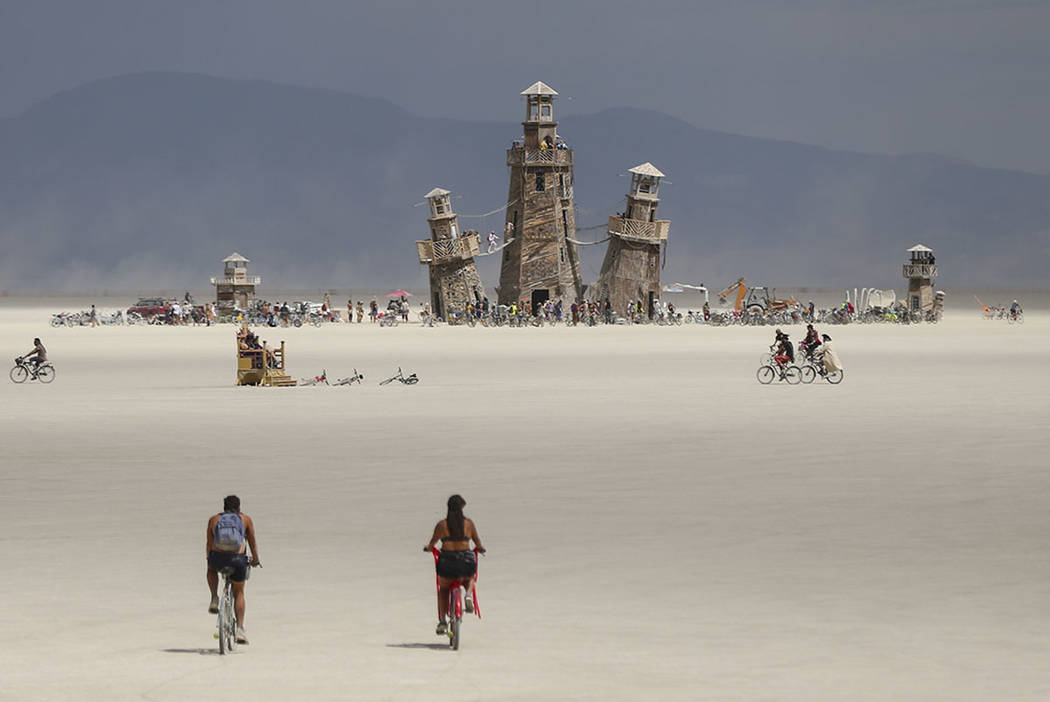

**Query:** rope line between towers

left=474, top=238, right=516, bottom=256
left=458, top=199, right=519, bottom=219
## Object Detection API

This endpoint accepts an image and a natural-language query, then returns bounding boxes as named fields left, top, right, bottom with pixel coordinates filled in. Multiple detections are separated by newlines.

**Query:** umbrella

left=385, top=289, right=413, bottom=298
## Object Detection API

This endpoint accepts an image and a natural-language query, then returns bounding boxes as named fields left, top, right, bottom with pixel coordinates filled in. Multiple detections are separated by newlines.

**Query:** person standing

left=356, top=301, right=364, bottom=323
left=369, top=299, right=378, bottom=323
left=89, top=304, right=98, bottom=327
left=347, top=300, right=354, bottom=324
left=206, top=495, right=260, bottom=645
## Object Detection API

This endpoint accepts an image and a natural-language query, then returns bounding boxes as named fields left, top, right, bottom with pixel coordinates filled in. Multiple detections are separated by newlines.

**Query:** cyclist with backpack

left=206, top=495, right=259, bottom=644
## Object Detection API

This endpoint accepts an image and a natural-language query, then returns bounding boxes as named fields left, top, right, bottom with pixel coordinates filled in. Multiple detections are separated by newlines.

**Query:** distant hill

left=1, top=71, right=1047, bottom=293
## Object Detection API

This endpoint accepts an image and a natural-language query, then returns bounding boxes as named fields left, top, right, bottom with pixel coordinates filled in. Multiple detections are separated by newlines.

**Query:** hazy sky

left=2, top=0, right=1049, bottom=173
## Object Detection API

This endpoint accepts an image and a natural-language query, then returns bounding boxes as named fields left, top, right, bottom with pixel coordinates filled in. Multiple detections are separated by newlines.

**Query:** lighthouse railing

left=607, top=216, right=670, bottom=242
left=211, top=275, right=261, bottom=285
left=506, top=148, right=573, bottom=167
left=902, top=264, right=938, bottom=279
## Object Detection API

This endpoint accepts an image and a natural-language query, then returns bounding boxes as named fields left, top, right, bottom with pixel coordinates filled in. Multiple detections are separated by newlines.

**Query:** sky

left=2, top=0, right=1049, bottom=173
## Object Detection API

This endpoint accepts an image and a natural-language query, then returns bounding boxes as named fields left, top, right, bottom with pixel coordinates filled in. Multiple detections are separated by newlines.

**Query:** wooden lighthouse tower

left=903, top=244, right=938, bottom=312
left=594, top=163, right=671, bottom=318
left=211, top=253, right=260, bottom=310
left=497, top=81, right=584, bottom=308
left=416, top=187, right=484, bottom=320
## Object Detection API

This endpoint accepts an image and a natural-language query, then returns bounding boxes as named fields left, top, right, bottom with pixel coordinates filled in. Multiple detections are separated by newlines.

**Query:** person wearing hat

left=818, top=333, right=843, bottom=373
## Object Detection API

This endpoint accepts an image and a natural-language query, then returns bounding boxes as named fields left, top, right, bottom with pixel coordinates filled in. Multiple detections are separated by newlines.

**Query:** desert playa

left=1, top=298, right=1048, bottom=701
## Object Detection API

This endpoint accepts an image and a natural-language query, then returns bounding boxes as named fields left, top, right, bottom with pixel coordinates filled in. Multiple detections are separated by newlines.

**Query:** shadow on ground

left=386, top=643, right=451, bottom=651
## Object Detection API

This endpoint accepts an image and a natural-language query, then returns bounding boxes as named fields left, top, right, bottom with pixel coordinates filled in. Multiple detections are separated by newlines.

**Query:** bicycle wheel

left=826, top=369, right=844, bottom=384
left=756, top=366, right=776, bottom=384
left=784, top=366, right=802, bottom=384
left=800, top=365, right=817, bottom=384
left=404, top=377, right=419, bottom=385
left=379, top=377, right=394, bottom=386
left=449, top=589, right=461, bottom=650
left=218, top=592, right=229, bottom=654
left=10, top=365, right=28, bottom=383
left=36, top=364, right=55, bottom=383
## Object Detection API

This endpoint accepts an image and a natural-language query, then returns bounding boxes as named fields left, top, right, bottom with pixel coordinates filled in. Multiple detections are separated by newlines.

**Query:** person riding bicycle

left=773, top=332, right=794, bottom=367
left=206, top=495, right=259, bottom=645
left=800, top=324, right=821, bottom=361
left=424, top=494, right=485, bottom=636
left=815, top=333, right=843, bottom=374
left=1010, top=300, right=1023, bottom=318
left=20, top=338, right=47, bottom=372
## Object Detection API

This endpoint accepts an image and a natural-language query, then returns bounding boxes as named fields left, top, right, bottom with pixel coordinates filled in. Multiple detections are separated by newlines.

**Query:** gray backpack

left=213, top=512, right=245, bottom=552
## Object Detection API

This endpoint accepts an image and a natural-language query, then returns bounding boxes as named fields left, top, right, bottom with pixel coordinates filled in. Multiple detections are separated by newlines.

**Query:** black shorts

left=208, top=551, right=249, bottom=582
left=436, top=550, right=477, bottom=580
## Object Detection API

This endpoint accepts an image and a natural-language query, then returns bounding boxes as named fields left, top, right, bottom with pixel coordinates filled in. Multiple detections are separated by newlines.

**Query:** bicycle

left=428, top=547, right=482, bottom=650
left=214, top=562, right=258, bottom=655
left=332, top=369, right=364, bottom=386
left=379, top=367, right=419, bottom=385
left=799, top=359, right=843, bottom=384
left=298, top=369, right=328, bottom=386
left=756, top=359, right=801, bottom=385
left=11, top=357, right=56, bottom=384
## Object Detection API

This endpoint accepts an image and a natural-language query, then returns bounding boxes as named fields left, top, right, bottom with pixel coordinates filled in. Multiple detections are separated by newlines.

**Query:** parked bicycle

left=332, top=369, right=364, bottom=386
left=428, top=547, right=481, bottom=650
left=379, top=367, right=419, bottom=385
left=214, top=563, right=258, bottom=655
left=298, top=369, right=328, bottom=386
left=10, top=357, right=56, bottom=384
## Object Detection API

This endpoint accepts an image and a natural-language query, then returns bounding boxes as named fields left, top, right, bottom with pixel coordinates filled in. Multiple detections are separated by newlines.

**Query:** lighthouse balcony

left=211, top=275, right=261, bottom=286
left=607, top=216, right=670, bottom=242
left=902, top=264, right=938, bottom=279
left=506, top=147, right=573, bottom=167
left=417, top=232, right=481, bottom=264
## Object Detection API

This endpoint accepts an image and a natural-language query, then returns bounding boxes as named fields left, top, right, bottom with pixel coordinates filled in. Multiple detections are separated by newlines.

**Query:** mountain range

left=1, top=71, right=1047, bottom=293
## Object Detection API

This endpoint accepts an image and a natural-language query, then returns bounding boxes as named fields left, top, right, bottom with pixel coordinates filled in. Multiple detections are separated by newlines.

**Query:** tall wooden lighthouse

left=903, top=244, right=938, bottom=312
left=416, top=187, right=485, bottom=320
left=594, top=163, right=671, bottom=318
left=497, top=81, right=584, bottom=308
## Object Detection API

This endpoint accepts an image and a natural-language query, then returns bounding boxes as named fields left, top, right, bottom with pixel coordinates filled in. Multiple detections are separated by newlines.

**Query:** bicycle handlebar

left=426, top=546, right=485, bottom=555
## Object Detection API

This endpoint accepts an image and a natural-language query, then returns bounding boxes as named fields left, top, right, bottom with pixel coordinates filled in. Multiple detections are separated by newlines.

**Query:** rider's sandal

left=235, top=626, right=249, bottom=644
left=464, top=595, right=474, bottom=613
left=208, top=596, right=219, bottom=614
left=435, top=620, right=448, bottom=635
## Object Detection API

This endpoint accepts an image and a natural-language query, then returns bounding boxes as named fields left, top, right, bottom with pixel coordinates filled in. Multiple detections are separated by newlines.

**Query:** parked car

left=127, top=297, right=167, bottom=319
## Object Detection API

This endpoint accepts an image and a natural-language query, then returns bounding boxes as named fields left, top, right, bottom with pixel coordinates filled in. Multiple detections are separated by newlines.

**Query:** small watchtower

left=415, top=188, right=484, bottom=320
left=498, top=81, right=583, bottom=308
left=212, top=253, right=260, bottom=310
left=595, top=163, right=672, bottom=318
left=903, top=244, right=938, bottom=312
